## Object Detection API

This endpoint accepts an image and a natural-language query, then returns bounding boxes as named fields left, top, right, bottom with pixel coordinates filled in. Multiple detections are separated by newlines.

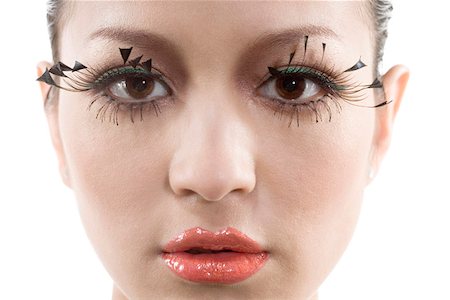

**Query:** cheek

left=58, top=93, right=174, bottom=271
left=253, top=106, right=374, bottom=294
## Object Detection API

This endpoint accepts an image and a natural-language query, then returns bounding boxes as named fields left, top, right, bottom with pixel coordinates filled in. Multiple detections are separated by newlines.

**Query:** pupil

left=283, top=77, right=298, bottom=92
left=132, top=78, right=147, bottom=92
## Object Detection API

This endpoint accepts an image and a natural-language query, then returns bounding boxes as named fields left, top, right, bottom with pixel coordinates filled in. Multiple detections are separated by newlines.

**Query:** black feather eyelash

left=38, top=47, right=175, bottom=125
left=37, top=40, right=390, bottom=126
left=256, top=62, right=385, bottom=126
left=251, top=37, right=389, bottom=126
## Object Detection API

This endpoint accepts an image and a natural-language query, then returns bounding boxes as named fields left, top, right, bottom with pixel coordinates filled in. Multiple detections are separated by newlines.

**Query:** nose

left=168, top=97, right=256, bottom=202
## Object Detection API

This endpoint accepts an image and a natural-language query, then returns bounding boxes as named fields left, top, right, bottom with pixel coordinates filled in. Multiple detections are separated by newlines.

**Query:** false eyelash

left=47, top=63, right=160, bottom=93
left=36, top=47, right=175, bottom=125
left=255, top=62, right=351, bottom=126
left=253, top=36, right=390, bottom=126
left=257, top=91, right=343, bottom=127
left=56, top=65, right=172, bottom=125
left=37, top=43, right=391, bottom=127
left=85, top=65, right=175, bottom=125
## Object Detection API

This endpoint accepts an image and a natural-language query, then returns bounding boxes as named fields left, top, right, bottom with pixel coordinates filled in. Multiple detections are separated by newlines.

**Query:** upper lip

left=162, top=227, right=264, bottom=254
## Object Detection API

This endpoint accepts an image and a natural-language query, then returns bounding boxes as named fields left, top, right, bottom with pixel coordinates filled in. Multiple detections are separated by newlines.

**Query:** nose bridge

left=168, top=84, right=256, bottom=202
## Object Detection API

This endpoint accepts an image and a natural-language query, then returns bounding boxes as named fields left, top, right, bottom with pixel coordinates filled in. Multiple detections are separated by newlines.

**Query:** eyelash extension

left=259, top=62, right=348, bottom=124
left=254, top=36, right=390, bottom=127
left=37, top=41, right=390, bottom=127
left=87, top=89, right=170, bottom=126
left=37, top=47, right=174, bottom=125
left=85, top=66, right=173, bottom=125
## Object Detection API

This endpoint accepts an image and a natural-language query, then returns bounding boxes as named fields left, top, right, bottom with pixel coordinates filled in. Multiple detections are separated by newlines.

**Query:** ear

left=37, top=61, right=72, bottom=188
left=367, top=64, right=409, bottom=184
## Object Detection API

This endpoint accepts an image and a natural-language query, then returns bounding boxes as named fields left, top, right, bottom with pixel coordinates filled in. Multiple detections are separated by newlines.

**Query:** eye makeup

left=87, top=66, right=174, bottom=125
left=38, top=47, right=176, bottom=125
left=252, top=37, right=388, bottom=127
left=37, top=39, right=389, bottom=126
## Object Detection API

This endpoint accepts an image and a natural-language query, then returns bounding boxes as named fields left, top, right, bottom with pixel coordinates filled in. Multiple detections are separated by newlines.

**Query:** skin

left=37, top=1, right=409, bottom=299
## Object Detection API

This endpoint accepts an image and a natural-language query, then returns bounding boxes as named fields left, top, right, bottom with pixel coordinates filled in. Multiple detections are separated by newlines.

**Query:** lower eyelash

left=40, top=46, right=387, bottom=128
left=259, top=93, right=343, bottom=127
left=254, top=63, right=356, bottom=126
left=88, top=86, right=342, bottom=127
left=87, top=92, right=173, bottom=126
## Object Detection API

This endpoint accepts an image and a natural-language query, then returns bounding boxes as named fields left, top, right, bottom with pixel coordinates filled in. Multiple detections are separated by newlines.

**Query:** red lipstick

left=161, top=227, right=269, bottom=284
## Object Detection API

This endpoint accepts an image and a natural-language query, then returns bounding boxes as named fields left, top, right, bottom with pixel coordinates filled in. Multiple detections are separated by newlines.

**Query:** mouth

left=184, top=247, right=235, bottom=254
left=161, top=227, right=269, bottom=284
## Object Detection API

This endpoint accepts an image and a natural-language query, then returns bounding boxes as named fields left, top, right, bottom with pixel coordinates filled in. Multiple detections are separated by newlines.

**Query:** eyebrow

left=89, top=24, right=338, bottom=55
left=248, top=24, right=339, bottom=50
left=89, top=27, right=181, bottom=52
left=88, top=26, right=185, bottom=66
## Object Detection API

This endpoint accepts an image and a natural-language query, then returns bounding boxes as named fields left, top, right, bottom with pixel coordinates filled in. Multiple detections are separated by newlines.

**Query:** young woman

left=37, top=1, right=409, bottom=299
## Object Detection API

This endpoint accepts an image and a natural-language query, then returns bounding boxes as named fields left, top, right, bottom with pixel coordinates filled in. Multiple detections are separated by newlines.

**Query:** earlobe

left=37, top=61, right=72, bottom=189
left=368, top=64, right=410, bottom=183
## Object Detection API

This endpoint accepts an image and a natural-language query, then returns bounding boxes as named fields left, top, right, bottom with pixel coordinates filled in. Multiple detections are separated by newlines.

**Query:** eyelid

left=257, top=64, right=341, bottom=95
left=90, top=65, right=173, bottom=95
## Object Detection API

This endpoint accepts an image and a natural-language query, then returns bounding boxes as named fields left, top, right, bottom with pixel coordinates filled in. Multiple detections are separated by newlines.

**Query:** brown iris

left=275, top=75, right=306, bottom=100
left=125, top=76, right=154, bottom=99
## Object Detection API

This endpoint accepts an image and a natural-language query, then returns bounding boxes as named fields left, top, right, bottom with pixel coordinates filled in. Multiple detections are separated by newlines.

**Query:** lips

left=161, top=227, right=269, bottom=284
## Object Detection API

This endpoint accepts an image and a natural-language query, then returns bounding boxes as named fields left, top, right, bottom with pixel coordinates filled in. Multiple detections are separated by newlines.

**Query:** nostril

left=175, top=188, right=196, bottom=198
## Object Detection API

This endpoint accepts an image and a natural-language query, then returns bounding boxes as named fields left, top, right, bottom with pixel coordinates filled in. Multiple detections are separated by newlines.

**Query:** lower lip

left=162, top=251, right=269, bottom=284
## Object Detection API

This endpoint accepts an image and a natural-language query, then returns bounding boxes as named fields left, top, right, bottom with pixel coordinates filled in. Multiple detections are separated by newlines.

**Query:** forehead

left=61, top=1, right=373, bottom=76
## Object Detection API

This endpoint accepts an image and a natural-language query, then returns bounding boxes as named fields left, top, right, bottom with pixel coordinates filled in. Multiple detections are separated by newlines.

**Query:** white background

left=0, top=1, right=449, bottom=299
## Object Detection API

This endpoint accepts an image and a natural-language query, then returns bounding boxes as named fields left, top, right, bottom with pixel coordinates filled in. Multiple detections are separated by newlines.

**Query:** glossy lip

left=161, top=227, right=269, bottom=284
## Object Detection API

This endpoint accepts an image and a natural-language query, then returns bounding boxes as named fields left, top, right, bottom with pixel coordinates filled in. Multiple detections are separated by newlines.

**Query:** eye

left=106, top=74, right=170, bottom=103
left=258, top=72, right=327, bottom=103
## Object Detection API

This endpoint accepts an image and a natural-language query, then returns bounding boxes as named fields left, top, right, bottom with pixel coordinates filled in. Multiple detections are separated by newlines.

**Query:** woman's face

left=39, top=1, right=407, bottom=299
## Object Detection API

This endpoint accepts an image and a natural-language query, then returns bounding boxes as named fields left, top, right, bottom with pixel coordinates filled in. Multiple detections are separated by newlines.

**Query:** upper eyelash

left=54, top=61, right=357, bottom=126
left=83, top=59, right=347, bottom=126
left=88, top=65, right=170, bottom=96
left=279, top=66, right=349, bottom=94
left=93, top=66, right=154, bottom=86
left=37, top=44, right=388, bottom=126
left=253, top=62, right=357, bottom=126
left=96, top=64, right=344, bottom=126
left=84, top=66, right=174, bottom=125
left=264, top=64, right=345, bottom=95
